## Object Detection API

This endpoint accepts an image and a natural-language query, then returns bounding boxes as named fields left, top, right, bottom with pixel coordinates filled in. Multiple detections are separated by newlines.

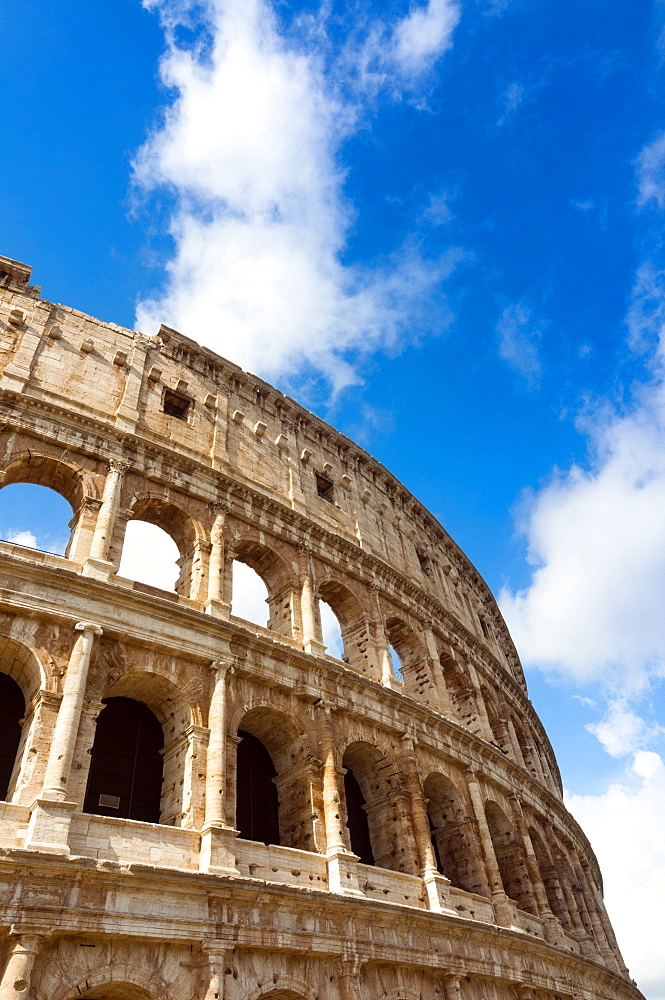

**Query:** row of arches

left=0, top=655, right=603, bottom=959
left=0, top=481, right=554, bottom=794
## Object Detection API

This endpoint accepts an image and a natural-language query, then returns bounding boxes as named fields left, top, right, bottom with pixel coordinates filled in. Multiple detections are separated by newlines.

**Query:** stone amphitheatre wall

left=0, top=256, right=640, bottom=1000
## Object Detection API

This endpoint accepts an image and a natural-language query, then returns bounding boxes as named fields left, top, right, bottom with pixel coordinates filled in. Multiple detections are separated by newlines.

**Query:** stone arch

left=318, top=577, right=373, bottom=675
left=482, top=687, right=513, bottom=755
left=233, top=537, right=295, bottom=636
left=85, top=670, right=195, bottom=826
left=0, top=451, right=98, bottom=560
left=243, top=981, right=316, bottom=1000
left=0, top=635, right=47, bottom=803
left=56, top=965, right=174, bottom=1000
left=341, top=739, right=418, bottom=874
left=423, top=771, right=489, bottom=897
left=384, top=616, right=432, bottom=700
left=529, top=824, right=572, bottom=931
left=1, top=451, right=95, bottom=510
left=439, top=651, right=484, bottom=736
left=122, top=494, right=204, bottom=598
left=234, top=705, right=315, bottom=850
left=485, top=800, right=536, bottom=914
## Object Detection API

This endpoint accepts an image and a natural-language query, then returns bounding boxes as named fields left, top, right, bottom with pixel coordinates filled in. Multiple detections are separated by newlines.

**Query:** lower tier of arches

left=0, top=861, right=643, bottom=1000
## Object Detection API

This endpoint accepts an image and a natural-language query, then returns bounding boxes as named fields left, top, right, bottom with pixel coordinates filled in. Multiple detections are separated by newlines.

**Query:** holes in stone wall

left=315, top=473, right=334, bottom=503
left=162, top=388, right=191, bottom=420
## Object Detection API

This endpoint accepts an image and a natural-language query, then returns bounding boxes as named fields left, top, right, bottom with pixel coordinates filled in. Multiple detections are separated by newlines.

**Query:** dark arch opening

left=84, top=697, right=164, bottom=823
left=236, top=729, right=280, bottom=845
left=0, top=673, right=25, bottom=801
left=343, top=768, right=375, bottom=866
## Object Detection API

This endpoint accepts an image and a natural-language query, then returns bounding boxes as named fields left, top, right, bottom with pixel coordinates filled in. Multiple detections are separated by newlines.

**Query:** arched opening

left=341, top=740, right=417, bottom=873
left=319, top=599, right=344, bottom=660
left=423, top=772, right=489, bottom=897
left=388, top=643, right=404, bottom=682
left=0, top=482, right=73, bottom=555
left=317, top=580, right=372, bottom=674
left=385, top=617, right=434, bottom=701
left=232, top=560, right=269, bottom=628
left=236, top=729, right=280, bottom=845
left=235, top=706, right=313, bottom=850
left=439, top=654, right=483, bottom=735
left=65, top=983, right=156, bottom=1000
left=485, top=800, right=536, bottom=914
left=118, top=520, right=181, bottom=591
left=233, top=539, right=293, bottom=636
left=343, top=767, right=374, bottom=865
left=83, top=697, right=164, bottom=823
left=529, top=825, right=572, bottom=931
left=0, top=673, right=25, bottom=801
left=483, top=689, right=512, bottom=754
left=119, top=497, right=200, bottom=598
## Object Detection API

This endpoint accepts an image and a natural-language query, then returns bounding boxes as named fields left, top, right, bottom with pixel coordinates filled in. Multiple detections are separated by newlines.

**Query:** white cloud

left=118, top=520, right=181, bottom=590
left=231, top=560, right=269, bottom=627
left=636, top=131, right=665, bottom=210
left=499, top=365, right=665, bottom=688
left=6, top=529, right=38, bottom=549
left=392, top=0, right=460, bottom=78
left=496, top=302, right=542, bottom=387
left=586, top=700, right=664, bottom=758
left=567, top=752, right=665, bottom=999
left=134, top=0, right=460, bottom=393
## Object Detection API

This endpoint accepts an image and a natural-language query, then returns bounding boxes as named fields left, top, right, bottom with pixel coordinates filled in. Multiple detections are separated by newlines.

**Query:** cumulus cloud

left=118, top=520, right=181, bottom=590
left=496, top=302, right=542, bottom=387
left=134, top=0, right=461, bottom=393
left=6, top=529, right=38, bottom=549
left=567, top=751, right=665, bottom=998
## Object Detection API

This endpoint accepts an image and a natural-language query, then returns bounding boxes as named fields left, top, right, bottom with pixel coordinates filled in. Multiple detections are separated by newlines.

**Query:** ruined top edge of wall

left=0, top=254, right=526, bottom=691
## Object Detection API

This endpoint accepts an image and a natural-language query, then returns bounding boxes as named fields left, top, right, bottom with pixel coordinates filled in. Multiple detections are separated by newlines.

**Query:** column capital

left=74, top=621, right=103, bottom=636
left=108, top=457, right=130, bottom=474
left=208, top=658, right=234, bottom=675
left=208, top=500, right=230, bottom=518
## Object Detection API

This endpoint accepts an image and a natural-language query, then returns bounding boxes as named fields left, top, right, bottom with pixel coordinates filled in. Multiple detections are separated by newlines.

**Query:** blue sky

left=2, top=0, right=665, bottom=993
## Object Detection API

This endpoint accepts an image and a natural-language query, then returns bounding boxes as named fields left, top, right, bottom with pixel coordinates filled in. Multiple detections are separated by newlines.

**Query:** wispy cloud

left=636, top=130, right=665, bottom=209
left=496, top=301, right=542, bottom=387
left=134, top=0, right=461, bottom=394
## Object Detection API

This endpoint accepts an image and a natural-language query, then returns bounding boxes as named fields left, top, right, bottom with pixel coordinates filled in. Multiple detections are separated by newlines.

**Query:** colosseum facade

left=0, top=254, right=642, bottom=1000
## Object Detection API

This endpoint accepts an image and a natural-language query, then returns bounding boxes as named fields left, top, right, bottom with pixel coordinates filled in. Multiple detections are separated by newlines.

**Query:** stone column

left=0, top=932, right=43, bottom=1000
left=510, top=795, right=561, bottom=944
left=206, top=504, right=231, bottom=619
left=418, top=620, right=453, bottom=712
left=316, top=700, right=364, bottom=896
left=83, top=459, right=128, bottom=580
left=299, top=546, right=326, bottom=655
left=200, top=660, right=238, bottom=875
left=25, top=622, right=102, bottom=854
left=464, top=770, right=515, bottom=927
left=199, top=942, right=233, bottom=1000
left=338, top=956, right=365, bottom=1000
left=370, top=584, right=398, bottom=688
left=441, top=974, right=461, bottom=1000
left=465, top=662, right=494, bottom=741
left=575, top=851, right=625, bottom=973
left=400, top=734, right=457, bottom=915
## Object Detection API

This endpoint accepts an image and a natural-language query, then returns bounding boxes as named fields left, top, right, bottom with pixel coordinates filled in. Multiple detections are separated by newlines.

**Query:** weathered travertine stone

left=0, top=256, right=642, bottom=1000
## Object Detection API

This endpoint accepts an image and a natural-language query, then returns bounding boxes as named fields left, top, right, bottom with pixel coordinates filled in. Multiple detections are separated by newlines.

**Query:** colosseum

left=0, top=254, right=641, bottom=1000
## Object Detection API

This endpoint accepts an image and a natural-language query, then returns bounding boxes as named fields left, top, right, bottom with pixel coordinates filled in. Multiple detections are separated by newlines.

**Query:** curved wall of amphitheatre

left=0, top=255, right=640, bottom=1000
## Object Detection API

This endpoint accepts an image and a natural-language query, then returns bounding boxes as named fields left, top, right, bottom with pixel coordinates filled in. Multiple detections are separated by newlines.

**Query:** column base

left=491, top=891, right=519, bottom=929
left=0, top=369, right=27, bottom=394
left=24, top=797, right=78, bottom=855
left=304, top=639, right=327, bottom=657
left=204, top=598, right=231, bottom=620
left=326, top=848, right=365, bottom=897
left=199, top=823, right=240, bottom=876
left=82, top=557, right=115, bottom=581
left=422, top=870, right=459, bottom=916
